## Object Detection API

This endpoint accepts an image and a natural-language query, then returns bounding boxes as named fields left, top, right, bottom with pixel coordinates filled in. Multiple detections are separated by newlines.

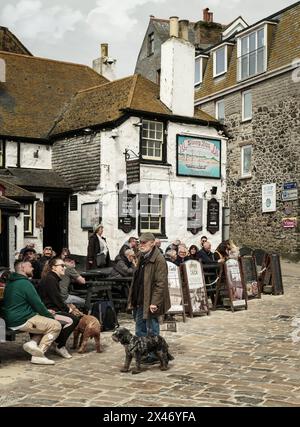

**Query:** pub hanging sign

left=207, top=198, right=219, bottom=235
left=187, top=194, right=203, bottom=235
left=118, top=189, right=137, bottom=233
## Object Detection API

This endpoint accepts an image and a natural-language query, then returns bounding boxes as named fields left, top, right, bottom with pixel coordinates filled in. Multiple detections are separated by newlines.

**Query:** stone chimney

left=93, top=43, right=116, bottom=81
left=160, top=17, right=195, bottom=117
left=0, top=58, right=6, bottom=82
left=203, top=8, right=214, bottom=23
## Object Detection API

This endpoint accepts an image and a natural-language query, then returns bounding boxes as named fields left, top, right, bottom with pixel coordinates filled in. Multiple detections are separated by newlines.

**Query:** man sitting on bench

left=2, top=260, right=62, bottom=365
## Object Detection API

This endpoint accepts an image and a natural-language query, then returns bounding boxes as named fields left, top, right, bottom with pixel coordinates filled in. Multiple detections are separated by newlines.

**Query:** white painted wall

left=5, top=141, right=18, bottom=167
left=67, top=117, right=227, bottom=260
left=20, top=143, right=51, bottom=169
left=160, top=37, right=195, bottom=117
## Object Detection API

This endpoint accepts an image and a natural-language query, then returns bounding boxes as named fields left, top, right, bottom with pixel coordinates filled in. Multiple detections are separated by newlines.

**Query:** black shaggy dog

left=112, top=327, right=174, bottom=375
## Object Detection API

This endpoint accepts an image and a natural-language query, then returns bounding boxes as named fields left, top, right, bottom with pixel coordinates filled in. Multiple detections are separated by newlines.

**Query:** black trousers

left=54, top=312, right=80, bottom=348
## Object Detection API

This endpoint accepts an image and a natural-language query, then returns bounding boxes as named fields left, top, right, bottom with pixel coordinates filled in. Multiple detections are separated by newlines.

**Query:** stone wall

left=200, top=71, right=300, bottom=257
left=52, top=133, right=101, bottom=192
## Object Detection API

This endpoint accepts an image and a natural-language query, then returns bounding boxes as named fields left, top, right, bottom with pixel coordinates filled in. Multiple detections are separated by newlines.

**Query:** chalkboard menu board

left=181, top=260, right=210, bottom=316
left=207, top=198, right=219, bottom=235
left=270, top=254, right=284, bottom=295
left=187, top=194, right=203, bottom=235
left=239, top=256, right=260, bottom=298
left=118, top=190, right=136, bottom=233
left=166, top=262, right=185, bottom=320
left=126, top=159, right=140, bottom=184
left=223, top=259, right=247, bottom=311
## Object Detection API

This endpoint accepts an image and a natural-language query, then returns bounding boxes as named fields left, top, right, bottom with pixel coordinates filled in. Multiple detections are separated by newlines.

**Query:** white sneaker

left=31, top=356, right=55, bottom=365
left=23, top=340, right=44, bottom=357
left=55, top=346, right=72, bottom=359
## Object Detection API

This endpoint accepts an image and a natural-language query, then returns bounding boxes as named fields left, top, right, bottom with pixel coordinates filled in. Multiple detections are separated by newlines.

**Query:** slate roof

left=50, top=74, right=218, bottom=136
left=0, top=51, right=108, bottom=139
left=0, top=195, right=20, bottom=210
left=195, top=1, right=300, bottom=101
left=0, top=177, right=36, bottom=199
left=0, top=168, right=71, bottom=190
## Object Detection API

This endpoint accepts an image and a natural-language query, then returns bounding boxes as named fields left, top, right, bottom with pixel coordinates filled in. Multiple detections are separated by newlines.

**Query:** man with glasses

left=200, top=236, right=208, bottom=248
left=39, top=246, right=54, bottom=270
left=128, top=233, right=171, bottom=363
left=2, top=260, right=62, bottom=365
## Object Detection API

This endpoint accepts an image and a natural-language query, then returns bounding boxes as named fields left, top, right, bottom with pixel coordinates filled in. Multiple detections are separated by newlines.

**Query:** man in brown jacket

left=128, top=232, right=170, bottom=341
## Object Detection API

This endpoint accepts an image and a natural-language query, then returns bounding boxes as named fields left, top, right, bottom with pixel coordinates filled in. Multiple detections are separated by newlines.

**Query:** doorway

left=43, top=194, right=68, bottom=255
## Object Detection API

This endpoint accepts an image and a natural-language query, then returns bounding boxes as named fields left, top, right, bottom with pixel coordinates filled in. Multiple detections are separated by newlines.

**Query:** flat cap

left=139, top=232, right=155, bottom=242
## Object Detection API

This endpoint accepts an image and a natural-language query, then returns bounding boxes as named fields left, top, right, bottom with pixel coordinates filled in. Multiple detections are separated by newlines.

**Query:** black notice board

left=207, top=198, right=219, bottom=235
left=126, top=160, right=140, bottom=184
left=270, top=254, right=284, bottom=295
left=239, top=256, right=260, bottom=298
left=118, top=190, right=136, bottom=233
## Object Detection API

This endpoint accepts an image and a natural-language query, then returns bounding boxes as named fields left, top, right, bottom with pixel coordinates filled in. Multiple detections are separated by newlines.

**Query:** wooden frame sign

left=239, top=256, right=261, bottom=299
left=166, top=262, right=185, bottom=321
left=181, top=260, right=210, bottom=317
left=224, top=259, right=248, bottom=311
left=261, top=254, right=284, bottom=295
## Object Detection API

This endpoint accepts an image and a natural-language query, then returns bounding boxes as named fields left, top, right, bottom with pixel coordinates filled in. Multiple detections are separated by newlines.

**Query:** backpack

left=91, top=300, right=119, bottom=332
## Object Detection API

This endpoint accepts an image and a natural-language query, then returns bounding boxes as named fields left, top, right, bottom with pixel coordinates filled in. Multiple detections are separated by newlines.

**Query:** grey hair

left=124, top=249, right=135, bottom=257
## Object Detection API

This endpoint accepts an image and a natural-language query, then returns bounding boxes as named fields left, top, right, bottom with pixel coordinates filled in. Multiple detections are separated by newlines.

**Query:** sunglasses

left=44, top=247, right=52, bottom=250
left=55, top=263, right=65, bottom=268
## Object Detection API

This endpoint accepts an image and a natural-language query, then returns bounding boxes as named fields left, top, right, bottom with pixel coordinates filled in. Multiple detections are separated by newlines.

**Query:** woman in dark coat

left=187, top=245, right=199, bottom=260
left=86, top=224, right=111, bottom=269
left=38, top=258, right=79, bottom=359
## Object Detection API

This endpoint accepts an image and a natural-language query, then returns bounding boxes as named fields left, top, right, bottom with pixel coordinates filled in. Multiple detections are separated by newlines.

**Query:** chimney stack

left=203, top=8, right=213, bottom=23
left=160, top=17, right=195, bottom=117
left=169, top=16, right=179, bottom=37
left=179, top=20, right=189, bottom=41
left=93, top=43, right=116, bottom=81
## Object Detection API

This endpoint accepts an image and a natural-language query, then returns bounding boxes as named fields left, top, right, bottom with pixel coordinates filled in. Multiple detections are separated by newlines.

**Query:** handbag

left=96, top=252, right=106, bottom=268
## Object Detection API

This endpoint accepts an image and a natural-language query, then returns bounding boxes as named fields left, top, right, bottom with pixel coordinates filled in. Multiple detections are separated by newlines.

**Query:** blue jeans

left=132, top=307, right=160, bottom=337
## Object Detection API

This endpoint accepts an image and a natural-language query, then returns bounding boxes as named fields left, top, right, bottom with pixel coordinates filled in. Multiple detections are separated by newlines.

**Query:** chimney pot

left=208, top=12, right=214, bottom=22
left=203, top=7, right=210, bottom=22
left=0, top=58, right=5, bottom=83
left=101, top=43, right=108, bottom=58
left=169, top=16, right=179, bottom=38
left=179, top=20, right=189, bottom=41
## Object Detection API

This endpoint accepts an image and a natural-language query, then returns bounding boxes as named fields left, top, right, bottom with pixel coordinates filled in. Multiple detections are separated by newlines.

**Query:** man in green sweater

left=2, top=260, right=62, bottom=365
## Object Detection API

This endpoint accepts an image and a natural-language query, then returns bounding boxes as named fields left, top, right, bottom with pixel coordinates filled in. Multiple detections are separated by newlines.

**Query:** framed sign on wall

left=81, top=202, right=102, bottom=230
left=177, top=135, right=221, bottom=178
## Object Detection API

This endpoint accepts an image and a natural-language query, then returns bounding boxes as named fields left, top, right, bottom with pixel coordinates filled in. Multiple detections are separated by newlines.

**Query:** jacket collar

left=149, top=246, right=160, bottom=263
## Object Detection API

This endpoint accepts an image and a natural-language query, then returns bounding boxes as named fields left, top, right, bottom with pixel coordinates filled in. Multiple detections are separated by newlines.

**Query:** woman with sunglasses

left=38, top=258, right=79, bottom=359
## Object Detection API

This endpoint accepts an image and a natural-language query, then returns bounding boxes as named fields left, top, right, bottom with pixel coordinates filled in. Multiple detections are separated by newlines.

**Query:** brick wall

left=52, top=133, right=101, bottom=192
left=200, top=71, right=300, bottom=257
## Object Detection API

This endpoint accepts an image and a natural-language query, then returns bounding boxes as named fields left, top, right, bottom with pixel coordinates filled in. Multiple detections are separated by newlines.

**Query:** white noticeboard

left=166, top=262, right=184, bottom=314
left=262, top=183, right=276, bottom=213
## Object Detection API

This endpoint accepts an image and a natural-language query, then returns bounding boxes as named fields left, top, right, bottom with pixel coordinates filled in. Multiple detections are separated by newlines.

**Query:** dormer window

left=0, top=140, right=4, bottom=168
left=236, top=21, right=277, bottom=81
left=213, top=46, right=227, bottom=77
left=195, top=55, right=208, bottom=86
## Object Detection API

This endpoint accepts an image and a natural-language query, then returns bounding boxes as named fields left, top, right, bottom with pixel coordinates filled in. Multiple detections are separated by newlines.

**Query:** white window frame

left=241, top=145, right=253, bottom=178
left=140, top=194, right=162, bottom=234
left=23, top=203, right=33, bottom=235
left=141, top=120, right=164, bottom=161
left=213, top=45, right=228, bottom=78
left=242, top=90, right=252, bottom=122
left=237, top=24, right=267, bottom=81
left=194, top=56, right=203, bottom=86
left=215, top=99, right=225, bottom=123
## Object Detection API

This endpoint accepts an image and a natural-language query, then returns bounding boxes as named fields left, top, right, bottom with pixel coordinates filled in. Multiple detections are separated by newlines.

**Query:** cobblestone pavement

left=0, top=261, right=299, bottom=407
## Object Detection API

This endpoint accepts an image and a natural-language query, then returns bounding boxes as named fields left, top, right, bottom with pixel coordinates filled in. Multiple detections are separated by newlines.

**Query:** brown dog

left=72, top=315, right=102, bottom=353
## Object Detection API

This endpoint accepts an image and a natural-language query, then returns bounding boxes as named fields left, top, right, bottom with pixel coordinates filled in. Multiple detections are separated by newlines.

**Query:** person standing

left=86, top=224, right=111, bottom=269
left=2, top=260, right=61, bottom=365
left=128, top=232, right=170, bottom=342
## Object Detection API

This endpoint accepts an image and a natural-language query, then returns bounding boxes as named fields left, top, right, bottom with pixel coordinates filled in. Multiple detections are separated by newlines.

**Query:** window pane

left=243, top=92, right=252, bottom=120
left=241, top=55, right=249, bottom=79
left=241, top=37, right=248, bottom=55
left=257, top=47, right=265, bottom=73
left=216, top=100, right=225, bottom=123
left=243, top=146, right=252, bottom=175
left=141, top=120, right=164, bottom=160
left=249, top=51, right=256, bottom=75
left=249, top=32, right=256, bottom=52
left=216, top=47, right=225, bottom=75
left=257, top=29, right=264, bottom=48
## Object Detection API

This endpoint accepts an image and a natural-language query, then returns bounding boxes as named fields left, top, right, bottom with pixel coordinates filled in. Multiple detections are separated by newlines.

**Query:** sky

left=0, top=0, right=297, bottom=78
